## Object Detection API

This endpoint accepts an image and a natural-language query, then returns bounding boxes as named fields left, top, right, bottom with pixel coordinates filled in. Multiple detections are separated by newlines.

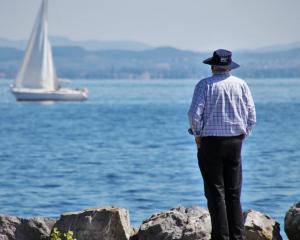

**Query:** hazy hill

left=247, top=42, right=300, bottom=53
left=0, top=37, right=152, bottom=51
left=0, top=46, right=299, bottom=79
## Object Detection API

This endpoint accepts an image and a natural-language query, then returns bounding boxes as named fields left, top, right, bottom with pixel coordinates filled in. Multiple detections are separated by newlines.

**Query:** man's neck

left=212, top=70, right=230, bottom=76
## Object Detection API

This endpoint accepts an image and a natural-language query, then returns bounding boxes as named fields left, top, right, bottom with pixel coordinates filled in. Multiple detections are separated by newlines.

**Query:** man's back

left=188, top=72, right=256, bottom=137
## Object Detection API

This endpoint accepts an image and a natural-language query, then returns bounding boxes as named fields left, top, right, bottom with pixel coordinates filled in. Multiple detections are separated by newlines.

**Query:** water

left=0, top=78, right=299, bottom=239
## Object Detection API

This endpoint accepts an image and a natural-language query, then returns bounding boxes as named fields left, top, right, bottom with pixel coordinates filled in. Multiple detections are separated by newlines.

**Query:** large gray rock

left=138, top=206, right=211, bottom=240
left=285, top=202, right=300, bottom=240
left=0, top=215, right=55, bottom=240
left=244, top=209, right=282, bottom=240
left=53, top=207, right=133, bottom=240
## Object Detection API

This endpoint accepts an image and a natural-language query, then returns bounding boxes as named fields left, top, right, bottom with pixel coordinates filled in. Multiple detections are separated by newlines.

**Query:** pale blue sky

left=1, top=0, right=300, bottom=51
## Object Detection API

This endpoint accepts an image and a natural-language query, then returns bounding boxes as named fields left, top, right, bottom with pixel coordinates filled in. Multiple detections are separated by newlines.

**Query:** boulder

left=244, top=209, right=282, bottom=240
left=0, top=215, right=55, bottom=240
left=138, top=206, right=211, bottom=240
left=53, top=207, right=133, bottom=240
left=284, top=202, right=300, bottom=240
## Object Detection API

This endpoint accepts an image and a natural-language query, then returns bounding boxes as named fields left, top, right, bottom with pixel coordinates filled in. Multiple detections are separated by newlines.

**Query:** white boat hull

left=11, top=87, right=88, bottom=101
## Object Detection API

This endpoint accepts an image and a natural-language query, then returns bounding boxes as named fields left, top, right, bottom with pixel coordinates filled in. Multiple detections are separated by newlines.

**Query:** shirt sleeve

left=188, top=81, right=206, bottom=137
left=244, top=84, right=256, bottom=136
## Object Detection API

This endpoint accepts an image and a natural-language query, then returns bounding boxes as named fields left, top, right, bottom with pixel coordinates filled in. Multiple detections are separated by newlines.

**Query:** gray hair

left=211, top=65, right=230, bottom=73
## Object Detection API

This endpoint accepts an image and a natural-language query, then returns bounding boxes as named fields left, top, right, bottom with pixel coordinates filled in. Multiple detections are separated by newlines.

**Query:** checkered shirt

left=188, top=72, right=256, bottom=137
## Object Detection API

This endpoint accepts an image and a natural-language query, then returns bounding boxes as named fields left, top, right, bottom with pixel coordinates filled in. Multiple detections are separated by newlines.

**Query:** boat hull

left=11, top=88, right=88, bottom=101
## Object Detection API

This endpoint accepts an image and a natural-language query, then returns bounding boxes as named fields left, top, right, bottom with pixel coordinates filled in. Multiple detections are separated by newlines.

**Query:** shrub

left=51, top=227, right=75, bottom=240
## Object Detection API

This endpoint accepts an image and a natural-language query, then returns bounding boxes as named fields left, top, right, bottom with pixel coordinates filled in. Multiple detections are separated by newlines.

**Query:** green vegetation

left=50, top=228, right=75, bottom=240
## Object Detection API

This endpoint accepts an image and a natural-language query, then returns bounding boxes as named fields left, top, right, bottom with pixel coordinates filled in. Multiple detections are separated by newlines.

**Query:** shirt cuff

left=188, top=128, right=201, bottom=137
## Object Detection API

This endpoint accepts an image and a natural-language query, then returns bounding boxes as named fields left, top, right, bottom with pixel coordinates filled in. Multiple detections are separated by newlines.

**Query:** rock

left=284, top=202, right=300, bottom=240
left=138, top=206, right=211, bottom=240
left=0, top=216, right=20, bottom=240
left=53, top=207, right=133, bottom=240
left=0, top=215, right=55, bottom=240
left=129, top=228, right=139, bottom=240
left=244, top=209, right=282, bottom=240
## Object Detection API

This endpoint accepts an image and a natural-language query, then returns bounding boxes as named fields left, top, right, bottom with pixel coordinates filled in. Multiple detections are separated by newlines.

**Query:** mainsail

left=15, top=0, right=58, bottom=90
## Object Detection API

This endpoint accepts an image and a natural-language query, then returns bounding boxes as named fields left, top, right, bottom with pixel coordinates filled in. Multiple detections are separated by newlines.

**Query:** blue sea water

left=0, top=78, right=299, bottom=239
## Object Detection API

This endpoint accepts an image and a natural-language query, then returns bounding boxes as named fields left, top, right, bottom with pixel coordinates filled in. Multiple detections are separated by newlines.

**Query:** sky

left=1, top=0, right=300, bottom=51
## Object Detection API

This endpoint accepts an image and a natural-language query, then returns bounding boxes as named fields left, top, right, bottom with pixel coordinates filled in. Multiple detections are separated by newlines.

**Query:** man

left=188, top=49, right=256, bottom=240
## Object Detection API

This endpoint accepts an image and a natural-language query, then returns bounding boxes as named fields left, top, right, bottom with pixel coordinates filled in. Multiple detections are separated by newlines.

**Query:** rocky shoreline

left=0, top=202, right=299, bottom=240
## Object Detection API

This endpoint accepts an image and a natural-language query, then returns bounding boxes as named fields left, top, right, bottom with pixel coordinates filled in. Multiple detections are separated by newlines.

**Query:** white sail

left=15, top=0, right=58, bottom=90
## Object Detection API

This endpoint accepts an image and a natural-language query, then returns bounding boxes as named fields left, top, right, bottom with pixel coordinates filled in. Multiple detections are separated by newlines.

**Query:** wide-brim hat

left=203, top=49, right=240, bottom=70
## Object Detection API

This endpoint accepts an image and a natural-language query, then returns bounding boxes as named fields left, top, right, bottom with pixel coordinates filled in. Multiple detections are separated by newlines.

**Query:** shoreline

left=1, top=203, right=299, bottom=240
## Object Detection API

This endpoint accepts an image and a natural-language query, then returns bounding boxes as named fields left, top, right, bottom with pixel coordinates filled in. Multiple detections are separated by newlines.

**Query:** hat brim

left=203, top=57, right=240, bottom=70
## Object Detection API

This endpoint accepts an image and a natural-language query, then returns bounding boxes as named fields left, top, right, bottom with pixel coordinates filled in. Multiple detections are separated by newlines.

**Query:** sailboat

left=10, top=0, right=88, bottom=101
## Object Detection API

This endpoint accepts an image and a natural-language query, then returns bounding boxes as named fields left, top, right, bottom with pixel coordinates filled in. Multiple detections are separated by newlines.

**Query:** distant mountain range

left=2, top=36, right=300, bottom=53
left=245, top=42, right=300, bottom=53
left=0, top=38, right=299, bottom=79
left=0, top=37, right=152, bottom=51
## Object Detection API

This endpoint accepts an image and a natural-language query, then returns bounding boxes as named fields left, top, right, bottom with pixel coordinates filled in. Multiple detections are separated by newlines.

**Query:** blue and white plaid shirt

left=188, top=72, right=256, bottom=137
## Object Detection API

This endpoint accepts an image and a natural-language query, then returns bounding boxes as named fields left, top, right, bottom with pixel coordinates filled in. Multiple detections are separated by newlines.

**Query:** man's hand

left=195, top=137, right=201, bottom=149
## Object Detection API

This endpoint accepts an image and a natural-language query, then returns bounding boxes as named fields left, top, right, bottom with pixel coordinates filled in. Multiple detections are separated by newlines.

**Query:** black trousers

left=197, top=135, right=246, bottom=240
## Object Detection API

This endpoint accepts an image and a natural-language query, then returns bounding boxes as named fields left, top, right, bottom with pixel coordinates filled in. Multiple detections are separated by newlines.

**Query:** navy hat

left=203, top=49, right=240, bottom=70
